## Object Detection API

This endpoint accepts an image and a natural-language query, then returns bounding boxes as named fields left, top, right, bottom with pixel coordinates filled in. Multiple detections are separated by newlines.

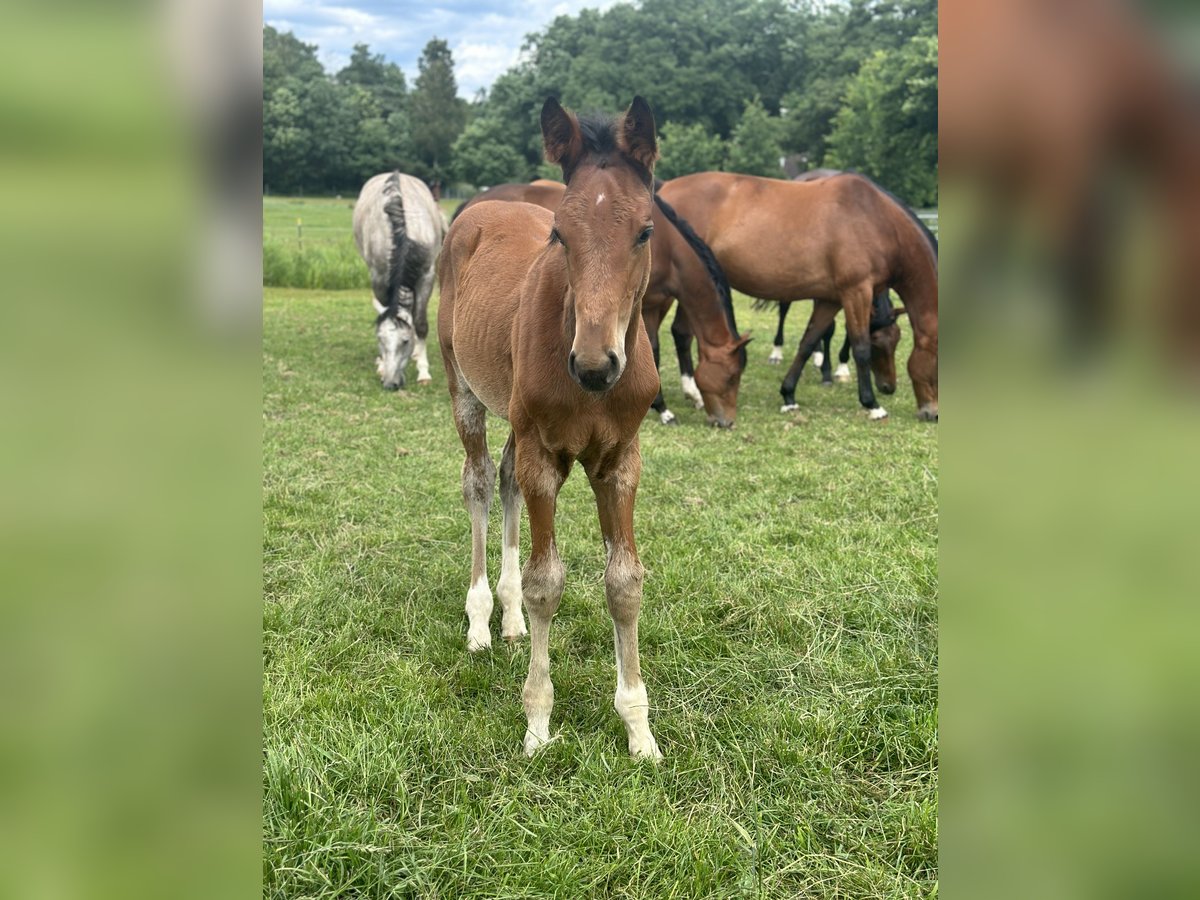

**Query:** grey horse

left=353, top=172, right=446, bottom=389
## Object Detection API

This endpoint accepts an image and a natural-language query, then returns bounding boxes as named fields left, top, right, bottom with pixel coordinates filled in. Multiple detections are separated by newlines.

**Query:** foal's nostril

left=568, top=351, right=578, bottom=379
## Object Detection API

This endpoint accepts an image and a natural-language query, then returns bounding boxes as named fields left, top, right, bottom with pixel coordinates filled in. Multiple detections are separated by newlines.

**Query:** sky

left=264, top=0, right=620, bottom=98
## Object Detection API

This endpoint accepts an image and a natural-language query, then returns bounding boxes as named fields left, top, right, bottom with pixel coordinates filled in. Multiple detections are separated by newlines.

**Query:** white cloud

left=266, top=0, right=622, bottom=97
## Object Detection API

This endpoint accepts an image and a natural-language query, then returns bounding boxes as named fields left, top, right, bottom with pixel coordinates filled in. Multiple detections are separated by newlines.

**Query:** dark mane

left=573, top=113, right=653, bottom=187
left=382, top=172, right=430, bottom=314
left=652, top=193, right=746, bottom=370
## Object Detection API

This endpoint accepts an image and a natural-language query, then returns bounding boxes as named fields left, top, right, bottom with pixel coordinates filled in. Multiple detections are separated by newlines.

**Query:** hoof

left=416, top=377, right=432, bottom=386
left=467, top=633, right=491, bottom=652
left=867, top=406, right=889, bottom=421
left=629, top=735, right=663, bottom=760
left=501, top=616, right=527, bottom=642
left=523, top=730, right=554, bottom=756
left=767, top=347, right=783, bottom=365
left=833, top=363, right=852, bottom=383
left=780, top=403, right=800, bottom=413
left=659, top=409, right=678, bottom=426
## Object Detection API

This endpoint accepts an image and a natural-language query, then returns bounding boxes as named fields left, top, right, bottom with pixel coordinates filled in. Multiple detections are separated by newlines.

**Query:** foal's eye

left=636, top=226, right=654, bottom=245
left=550, top=228, right=566, bottom=249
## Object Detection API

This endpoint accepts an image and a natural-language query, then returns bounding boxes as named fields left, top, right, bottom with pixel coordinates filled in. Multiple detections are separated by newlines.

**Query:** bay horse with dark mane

left=763, top=169, right=905, bottom=387
left=659, top=172, right=938, bottom=420
left=455, top=180, right=750, bottom=427
left=438, top=97, right=664, bottom=757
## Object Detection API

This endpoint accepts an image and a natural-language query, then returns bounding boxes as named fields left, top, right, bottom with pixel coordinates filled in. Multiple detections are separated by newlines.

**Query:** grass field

left=263, top=196, right=462, bottom=290
left=263, top=280, right=938, bottom=897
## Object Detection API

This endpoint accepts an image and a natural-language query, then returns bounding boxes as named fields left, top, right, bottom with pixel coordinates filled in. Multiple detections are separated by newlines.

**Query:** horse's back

left=353, top=171, right=444, bottom=259
left=394, top=172, right=445, bottom=251
left=438, top=201, right=555, bottom=419
left=352, top=173, right=394, bottom=268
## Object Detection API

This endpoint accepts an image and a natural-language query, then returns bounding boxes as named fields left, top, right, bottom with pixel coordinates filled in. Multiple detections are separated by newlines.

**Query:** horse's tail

left=382, top=173, right=430, bottom=313
left=652, top=192, right=745, bottom=368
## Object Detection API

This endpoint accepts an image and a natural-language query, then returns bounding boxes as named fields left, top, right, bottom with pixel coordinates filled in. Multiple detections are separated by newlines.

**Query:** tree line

left=264, top=0, right=937, bottom=206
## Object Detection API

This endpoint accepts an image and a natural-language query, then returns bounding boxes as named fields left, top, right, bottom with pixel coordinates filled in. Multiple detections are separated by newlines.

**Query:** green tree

left=336, top=43, right=408, bottom=119
left=781, top=0, right=936, bottom=163
left=409, top=38, right=467, bottom=188
left=656, top=121, right=727, bottom=180
left=726, top=97, right=783, bottom=177
left=824, top=34, right=938, bottom=205
left=451, top=116, right=528, bottom=187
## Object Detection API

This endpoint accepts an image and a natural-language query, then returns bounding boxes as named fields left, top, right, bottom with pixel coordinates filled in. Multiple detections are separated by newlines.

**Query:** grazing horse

left=763, top=170, right=902, bottom=371
left=437, top=97, right=664, bottom=758
left=352, top=172, right=444, bottom=390
left=455, top=181, right=749, bottom=427
left=658, top=172, right=938, bottom=420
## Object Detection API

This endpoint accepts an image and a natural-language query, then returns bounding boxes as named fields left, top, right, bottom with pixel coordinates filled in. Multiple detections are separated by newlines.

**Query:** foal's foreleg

left=843, top=285, right=888, bottom=420
left=497, top=432, right=527, bottom=641
left=779, top=301, right=839, bottom=412
left=454, top=390, right=496, bottom=651
left=587, top=447, right=661, bottom=759
left=516, top=439, right=567, bottom=755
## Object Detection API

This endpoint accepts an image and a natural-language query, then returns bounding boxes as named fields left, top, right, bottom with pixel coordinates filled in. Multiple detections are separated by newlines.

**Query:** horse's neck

left=672, top=246, right=735, bottom=348
left=894, top=218, right=939, bottom=334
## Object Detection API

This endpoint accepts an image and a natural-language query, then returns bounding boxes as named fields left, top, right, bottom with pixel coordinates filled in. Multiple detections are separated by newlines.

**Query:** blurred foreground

left=943, top=0, right=1200, bottom=897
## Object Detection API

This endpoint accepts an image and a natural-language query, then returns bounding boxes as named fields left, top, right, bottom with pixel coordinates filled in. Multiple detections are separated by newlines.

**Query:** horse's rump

left=438, top=200, right=557, bottom=419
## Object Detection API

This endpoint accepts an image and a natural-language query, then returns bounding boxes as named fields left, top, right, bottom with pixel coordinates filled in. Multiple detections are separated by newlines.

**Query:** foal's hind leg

left=497, top=432, right=527, bottom=641
left=843, top=284, right=888, bottom=420
left=451, top=381, right=496, bottom=651
left=780, top=301, right=839, bottom=412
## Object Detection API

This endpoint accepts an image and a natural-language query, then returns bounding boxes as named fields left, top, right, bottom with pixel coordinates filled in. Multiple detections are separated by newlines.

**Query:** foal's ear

left=541, top=97, right=583, bottom=171
left=620, top=96, right=659, bottom=172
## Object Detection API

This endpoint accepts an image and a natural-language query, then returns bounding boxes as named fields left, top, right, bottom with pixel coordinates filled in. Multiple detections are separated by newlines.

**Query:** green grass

left=263, top=195, right=462, bottom=290
left=263, top=286, right=938, bottom=898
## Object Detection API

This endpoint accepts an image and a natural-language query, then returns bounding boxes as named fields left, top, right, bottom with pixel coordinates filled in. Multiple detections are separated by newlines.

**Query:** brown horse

left=455, top=181, right=750, bottom=426
left=760, top=169, right=904, bottom=383
left=437, top=97, right=664, bottom=757
left=659, top=172, right=938, bottom=421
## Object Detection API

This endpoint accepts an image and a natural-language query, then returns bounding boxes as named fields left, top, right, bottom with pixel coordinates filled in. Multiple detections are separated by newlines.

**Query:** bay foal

left=437, top=98, right=663, bottom=758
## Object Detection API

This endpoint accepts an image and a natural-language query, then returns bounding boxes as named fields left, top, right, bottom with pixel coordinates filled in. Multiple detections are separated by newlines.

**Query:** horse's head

left=695, top=334, right=752, bottom=428
left=868, top=294, right=906, bottom=395
left=541, top=96, right=658, bottom=393
left=375, top=300, right=416, bottom=390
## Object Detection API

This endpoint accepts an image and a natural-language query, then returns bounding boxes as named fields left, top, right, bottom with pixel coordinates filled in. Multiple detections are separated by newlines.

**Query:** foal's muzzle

left=568, top=350, right=621, bottom=393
